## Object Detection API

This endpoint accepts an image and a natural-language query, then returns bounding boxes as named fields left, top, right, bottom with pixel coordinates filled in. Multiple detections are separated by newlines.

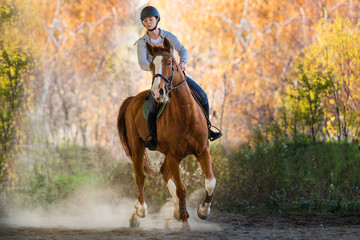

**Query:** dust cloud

left=4, top=187, right=222, bottom=232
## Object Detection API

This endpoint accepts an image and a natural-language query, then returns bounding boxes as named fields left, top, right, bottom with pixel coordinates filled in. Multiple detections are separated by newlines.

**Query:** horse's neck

left=169, top=77, right=195, bottom=111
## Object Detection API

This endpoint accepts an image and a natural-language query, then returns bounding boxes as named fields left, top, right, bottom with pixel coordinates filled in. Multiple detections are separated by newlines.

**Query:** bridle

left=152, top=53, right=186, bottom=93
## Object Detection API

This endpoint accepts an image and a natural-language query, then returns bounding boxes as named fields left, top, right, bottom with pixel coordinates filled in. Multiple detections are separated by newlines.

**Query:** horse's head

left=146, top=38, right=183, bottom=103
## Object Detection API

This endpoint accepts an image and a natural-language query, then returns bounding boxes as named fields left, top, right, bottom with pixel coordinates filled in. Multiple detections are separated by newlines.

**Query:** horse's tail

left=118, top=97, right=134, bottom=159
left=117, top=96, right=152, bottom=173
left=143, top=151, right=152, bottom=173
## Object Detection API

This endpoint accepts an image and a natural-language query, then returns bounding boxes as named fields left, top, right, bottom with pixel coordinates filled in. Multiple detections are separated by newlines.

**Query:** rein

left=152, top=53, right=186, bottom=92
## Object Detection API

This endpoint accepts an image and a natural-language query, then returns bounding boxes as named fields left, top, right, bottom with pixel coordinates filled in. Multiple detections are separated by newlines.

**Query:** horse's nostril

left=159, top=88, right=164, bottom=96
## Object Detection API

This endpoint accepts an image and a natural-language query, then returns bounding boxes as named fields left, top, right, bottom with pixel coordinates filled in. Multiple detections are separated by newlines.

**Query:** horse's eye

left=167, top=61, right=171, bottom=66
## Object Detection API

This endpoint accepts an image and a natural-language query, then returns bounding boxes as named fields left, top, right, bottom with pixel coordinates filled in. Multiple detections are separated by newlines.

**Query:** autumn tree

left=153, top=0, right=359, bottom=144
left=284, top=64, right=334, bottom=142
left=316, top=18, right=360, bottom=141
left=283, top=17, right=360, bottom=142
left=0, top=2, right=31, bottom=186
left=22, top=0, right=144, bottom=149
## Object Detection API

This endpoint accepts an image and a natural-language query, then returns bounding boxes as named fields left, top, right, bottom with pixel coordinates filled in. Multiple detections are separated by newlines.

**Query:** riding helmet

left=140, top=6, right=160, bottom=22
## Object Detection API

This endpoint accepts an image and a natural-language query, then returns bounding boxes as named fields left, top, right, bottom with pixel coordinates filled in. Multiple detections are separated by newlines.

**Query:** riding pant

left=148, top=92, right=157, bottom=113
left=186, top=76, right=208, bottom=105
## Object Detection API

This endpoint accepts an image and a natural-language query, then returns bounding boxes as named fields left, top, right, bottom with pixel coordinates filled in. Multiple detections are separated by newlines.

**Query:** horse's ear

left=146, top=42, right=155, bottom=57
left=163, top=38, right=171, bottom=52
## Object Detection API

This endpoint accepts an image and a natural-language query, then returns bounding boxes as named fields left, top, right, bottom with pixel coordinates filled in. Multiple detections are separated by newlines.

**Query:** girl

left=137, top=6, right=222, bottom=150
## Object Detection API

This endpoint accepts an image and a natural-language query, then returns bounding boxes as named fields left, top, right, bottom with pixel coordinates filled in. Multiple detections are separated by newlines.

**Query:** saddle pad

left=142, top=100, right=167, bottom=119
left=190, top=88, right=204, bottom=106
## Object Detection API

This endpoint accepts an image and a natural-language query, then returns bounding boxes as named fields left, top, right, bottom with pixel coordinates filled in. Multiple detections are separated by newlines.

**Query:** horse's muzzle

left=152, top=89, right=168, bottom=103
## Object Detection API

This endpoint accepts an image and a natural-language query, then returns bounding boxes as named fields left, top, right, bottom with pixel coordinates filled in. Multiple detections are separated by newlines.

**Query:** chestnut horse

left=117, top=38, right=216, bottom=230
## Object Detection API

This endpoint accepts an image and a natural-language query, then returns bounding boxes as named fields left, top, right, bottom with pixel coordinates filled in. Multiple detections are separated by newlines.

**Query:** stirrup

left=209, top=126, right=222, bottom=142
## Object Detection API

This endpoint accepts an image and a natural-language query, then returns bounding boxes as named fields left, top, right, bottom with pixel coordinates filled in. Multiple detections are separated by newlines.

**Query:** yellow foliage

left=147, top=0, right=360, bottom=143
left=2, top=0, right=360, bottom=149
left=288, top=17, right=360, bottom=140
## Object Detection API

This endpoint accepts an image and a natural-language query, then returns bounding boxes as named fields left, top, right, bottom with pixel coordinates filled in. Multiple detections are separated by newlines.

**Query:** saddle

left=142, top=97, right=167, bottom=119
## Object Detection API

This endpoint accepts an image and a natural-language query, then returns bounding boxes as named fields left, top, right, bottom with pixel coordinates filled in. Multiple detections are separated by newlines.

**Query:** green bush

left=213, top=135, right=360, bottom=214
left=14, top=144, right=109, bottom=209
left=12, top=143, right=211, bottom=211
left=9, top=135, right=360, bottom=215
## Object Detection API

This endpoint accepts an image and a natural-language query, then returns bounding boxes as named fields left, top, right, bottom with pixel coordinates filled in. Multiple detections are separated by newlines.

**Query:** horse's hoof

left=129, top=219, right=140, bottom=228
left=197, top=203, right=211, bottom=220
left=135, top=200, right=147, bottom=218
left=129, top=214, right=140, bottom=228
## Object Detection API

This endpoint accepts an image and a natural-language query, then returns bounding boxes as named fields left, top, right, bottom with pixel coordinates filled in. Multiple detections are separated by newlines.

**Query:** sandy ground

left=1, top=213, right=360, bottom=240
left=1, top=188, right=359, bottom=239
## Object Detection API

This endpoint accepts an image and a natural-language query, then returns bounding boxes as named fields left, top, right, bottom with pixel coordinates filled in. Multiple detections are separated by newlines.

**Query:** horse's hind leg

left=196, top=149, right=216, bottom=220
left=129, top=145, right=148, bottom=227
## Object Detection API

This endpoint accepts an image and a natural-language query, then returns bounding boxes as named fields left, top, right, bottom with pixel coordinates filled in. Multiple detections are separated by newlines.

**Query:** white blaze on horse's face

left=151, top=55, right=169, bottom=103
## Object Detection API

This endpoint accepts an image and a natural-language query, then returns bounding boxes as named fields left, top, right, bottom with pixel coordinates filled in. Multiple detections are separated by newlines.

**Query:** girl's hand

left=179, top=61, right=186, bottom=72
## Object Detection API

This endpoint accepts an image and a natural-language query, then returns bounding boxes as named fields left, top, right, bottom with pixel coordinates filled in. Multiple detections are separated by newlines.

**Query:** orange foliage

left=152, top=0, right=359, bottom=144
left=13, top=0, right=360, bottom=148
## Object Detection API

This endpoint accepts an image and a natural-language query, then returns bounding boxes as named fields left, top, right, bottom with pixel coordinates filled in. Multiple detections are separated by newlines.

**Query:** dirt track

left=1, top=213, right=360, bottom=240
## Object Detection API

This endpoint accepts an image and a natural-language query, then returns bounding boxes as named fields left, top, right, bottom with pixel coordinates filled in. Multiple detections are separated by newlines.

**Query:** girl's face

left=142, top=16, right=158, bottom=30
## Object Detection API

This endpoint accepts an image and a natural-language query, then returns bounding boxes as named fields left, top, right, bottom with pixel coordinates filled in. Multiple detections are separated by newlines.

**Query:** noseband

left=152, top=53, right=186, bottom=92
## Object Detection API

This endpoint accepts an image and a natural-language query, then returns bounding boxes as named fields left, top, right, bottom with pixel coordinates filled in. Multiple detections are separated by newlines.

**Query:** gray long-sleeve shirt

left=136, top=29, right=188, bottom=71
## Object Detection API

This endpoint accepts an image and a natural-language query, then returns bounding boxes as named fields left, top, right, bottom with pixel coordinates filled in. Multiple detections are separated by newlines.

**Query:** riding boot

left=203, top=102, right=222, bottom=141
left=144, top=111, right=157, bottom=150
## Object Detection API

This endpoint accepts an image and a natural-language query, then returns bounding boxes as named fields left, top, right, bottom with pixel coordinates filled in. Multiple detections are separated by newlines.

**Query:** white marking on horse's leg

left=134, top=199, right=147, bottom=218
left=167, top=179, right=181, bottom=221
left=167, top=179, right=179, bottom=203
left=197, top=178, right=216, bottom=220
left=205, top=177, right=216, bottom=196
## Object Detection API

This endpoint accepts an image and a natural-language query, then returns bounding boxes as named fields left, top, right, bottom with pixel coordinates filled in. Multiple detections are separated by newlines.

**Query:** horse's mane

left=150, top=44, right=170, bottom=55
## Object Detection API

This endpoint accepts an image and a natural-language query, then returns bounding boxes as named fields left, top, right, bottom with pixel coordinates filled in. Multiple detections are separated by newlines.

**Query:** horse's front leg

left=165, top=155, right=190, bottom=230
left=130, top=149, right=148, bottom=228
left=161, top=157, right=182, bottom=221
left=196, top=149, right=216, bottom=220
